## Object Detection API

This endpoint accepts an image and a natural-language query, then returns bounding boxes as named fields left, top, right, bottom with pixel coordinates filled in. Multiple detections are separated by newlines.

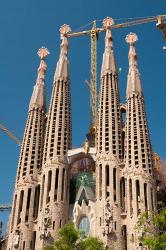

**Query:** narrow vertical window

left=120, top=177, right=125, bottom=212
left=17, top=190, right=24, bottom=224
left=136, top=180, right=140, bottom=215
left=144, top=183, right=148, bottom=212
left=23, top=241, right=25, bottom=250
left=25, top=188, right=31, bottom=222
left=99, top=217, right=102, bottom=226
left=106, top=165, right=109, bottom=186
left=40, top=175, right=45, bottom=209
left=32, top=231, right=36, bottom=250
left=113, top=168, right=116, bottom=201
left=121, top=225, right=127, bottom=250
left=151, top=188, right=154, bottom=210
left=129, top=179, right=133, bottom=215
left=106, top=165, right=109, bottom=198
left=54, top=168, right=59, bottom=201
left=33, top=185, right=40, bottom=219
left=99, top=164, right=102, bottom=199
left=61, top=169, right=65, bottom=201
left=46, top=171, right=52, bottom=203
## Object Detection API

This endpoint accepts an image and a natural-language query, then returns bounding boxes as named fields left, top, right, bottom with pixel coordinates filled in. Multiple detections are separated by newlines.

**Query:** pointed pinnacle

left=102, top=17, right=114, bottom=29
left=60, top=24, right=71, bottom=36
left=125, top=32, right=138, bottom=45
left=37, top=47, right=50, bottom=60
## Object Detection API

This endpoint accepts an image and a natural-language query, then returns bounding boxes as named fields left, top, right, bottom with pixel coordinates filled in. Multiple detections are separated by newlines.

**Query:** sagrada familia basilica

left=5, top=17, right=156, bottom=249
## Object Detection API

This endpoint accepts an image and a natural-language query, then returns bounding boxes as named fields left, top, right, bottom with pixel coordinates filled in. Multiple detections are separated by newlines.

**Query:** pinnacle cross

left=37, top=47, right=50, bottom=77
left=102, top=17, right=114, bottom=29
left=125, top=32, right=138, bottom=45
left=37, top=47, right=50, bottom=60
left=125, top=32, right=138, bottom=66
left=125, top=32, right=142, bottom=98
left=102, top=17, right=115, bottom=62
left=59, top=24, right=71, bottom=57
left=59, top=24, right=71, bottom=36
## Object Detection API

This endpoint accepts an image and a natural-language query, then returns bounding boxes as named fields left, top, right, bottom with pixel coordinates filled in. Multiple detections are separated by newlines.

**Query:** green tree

left=43, top=223, right=105, bottom=250
left=138, top=208, right=166, bottom=250
left=78, top=237, right=104, bottom=250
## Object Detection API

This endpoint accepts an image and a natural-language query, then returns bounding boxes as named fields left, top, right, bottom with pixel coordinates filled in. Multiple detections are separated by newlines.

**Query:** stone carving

left=105, top=201, right=113, bottom=224
left=59, top=24, right=71, bottom=35
left=13, top=230, right=20, bottom=248
left=37, top=47, right=50, bottom=77
left=102, top=200, right=114, bottom=235
left=40, top=207, right=52, bottom=239
left=37, top=47, right=50, bottom=59
left=102, top=17, right=114, bottom=28
left=125, top=32, right=138, bottom=45
left=83, top=139, right=89, bottom=155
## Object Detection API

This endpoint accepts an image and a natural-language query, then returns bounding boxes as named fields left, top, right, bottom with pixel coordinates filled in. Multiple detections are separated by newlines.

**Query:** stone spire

left=37, top=25, right=72, bottom=247
left=97, top=17, right=123, bottom=158
left=124, top=32, right=153, bottom=172
left=54, top=24, right=71, bottom=81
left=126, top=33, right=142, bottom=98
left=7, top=48, right=49, bottom=250
left=101, top=17, right=116, bottom=76
left=43, top=24, right=72, bottom=162
left=95, top=17, right=123, bottom=248
left=29, top=47, right=49, bottom=111
left=123, top=33, right=155, bottom=249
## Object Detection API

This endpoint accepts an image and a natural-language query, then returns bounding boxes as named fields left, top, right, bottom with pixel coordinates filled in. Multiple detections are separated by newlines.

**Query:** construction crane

left=66, top=14, right=166, bottom=131
left=0, top=124, right=21, bottom=146
left=0, top=204, right=12, bottom=212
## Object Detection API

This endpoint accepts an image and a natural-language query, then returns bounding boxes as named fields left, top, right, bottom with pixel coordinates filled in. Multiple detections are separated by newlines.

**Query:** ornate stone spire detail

left=101, top=17, right=116, bottom=76
left=7, top=48, right=48, bottom=250
left=123, top=33, right=155, bottom=248
left=97, top=17, right=122, bottom=157
left=126, top=32, right=142, bottom=98
left=37, top=24, right=72, bottom=245
left=124, top=32, right=153, bottom=171
left=29, top=47, right=49, bottom=111
left=95, top=17, right=123, bottom=247
left=43, top=24, right=72, bottom=162
left=54, top=24, right=71, bottom=81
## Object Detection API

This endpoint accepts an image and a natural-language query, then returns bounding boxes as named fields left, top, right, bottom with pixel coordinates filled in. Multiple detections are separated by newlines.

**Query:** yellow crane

left=66, top=14, right=166, bottom=131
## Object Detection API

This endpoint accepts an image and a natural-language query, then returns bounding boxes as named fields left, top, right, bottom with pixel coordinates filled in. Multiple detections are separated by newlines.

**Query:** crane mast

left=90, top=21, right=98, bottom=128
left=0, top=124, right=21, bottom=146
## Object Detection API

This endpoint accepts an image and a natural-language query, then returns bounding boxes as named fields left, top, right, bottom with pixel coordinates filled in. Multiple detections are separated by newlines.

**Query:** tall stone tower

left=36, top=24, right=72, bottom=249
left=95, top=17, right=123, bottom=248
left=6, top=47, right=49, bottom=250
left=123, top=32, right=155, bottom=249
left=6, top=18, right=156, bottom=250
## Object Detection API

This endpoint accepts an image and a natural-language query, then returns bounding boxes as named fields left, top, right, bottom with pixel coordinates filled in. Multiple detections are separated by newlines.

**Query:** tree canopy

left=138, top=208, right=166, bottom=250
left=43, top=223, right=104, bottom=250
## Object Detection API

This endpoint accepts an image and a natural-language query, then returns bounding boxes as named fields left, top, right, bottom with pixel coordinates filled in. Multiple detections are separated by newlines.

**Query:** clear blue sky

left=0, top=0, right=166, bottom=235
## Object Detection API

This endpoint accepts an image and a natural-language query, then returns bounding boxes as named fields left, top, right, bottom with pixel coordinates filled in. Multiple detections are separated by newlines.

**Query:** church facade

left=6, top=17, right=156, bottom=250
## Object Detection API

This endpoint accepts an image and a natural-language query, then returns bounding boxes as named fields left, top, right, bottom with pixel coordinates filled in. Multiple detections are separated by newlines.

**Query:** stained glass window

left=78, top=216, right=90, bottom=237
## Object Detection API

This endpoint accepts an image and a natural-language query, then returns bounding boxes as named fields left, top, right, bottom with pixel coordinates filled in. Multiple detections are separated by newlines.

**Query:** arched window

left=136, top=180, right=140, bottom=215
left=78, top=217, right=90, bottom=237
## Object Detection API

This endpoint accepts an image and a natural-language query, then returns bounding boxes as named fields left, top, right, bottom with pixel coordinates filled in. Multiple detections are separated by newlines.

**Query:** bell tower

left=36, top=24, right=72, bottom=248
left=7, top=47, right=49, bottom=250
left=95, top=17, right=123, bottom=248
left=123, top=32, right=156, bottom=249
